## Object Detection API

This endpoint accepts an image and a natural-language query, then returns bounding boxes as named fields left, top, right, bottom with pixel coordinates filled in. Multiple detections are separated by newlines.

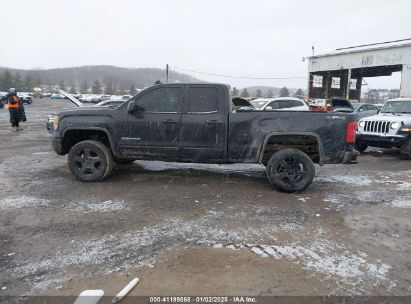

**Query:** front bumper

left=356, top=132, right=408, bottom=148
left=51, top=135, right=65, bottom=155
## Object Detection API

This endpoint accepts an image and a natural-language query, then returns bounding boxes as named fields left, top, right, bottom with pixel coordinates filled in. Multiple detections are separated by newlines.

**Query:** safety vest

left=8, top=96, right=19, bottom=109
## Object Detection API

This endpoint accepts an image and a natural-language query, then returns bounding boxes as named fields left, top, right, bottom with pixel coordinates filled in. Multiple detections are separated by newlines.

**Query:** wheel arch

left=61, top=127, right=116, bottom=155
left=258, top=132, right=325, bottom=165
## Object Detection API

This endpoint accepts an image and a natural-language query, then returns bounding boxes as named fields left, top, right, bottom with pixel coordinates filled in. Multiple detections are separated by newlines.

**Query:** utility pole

left=346, top=69, right=351, bottom=100
left=166, top=64, right=169, bottom=83
left=73, top=68, right=78, bottom=93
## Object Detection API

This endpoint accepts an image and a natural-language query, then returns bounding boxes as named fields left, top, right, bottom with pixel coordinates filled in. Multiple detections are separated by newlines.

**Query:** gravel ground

left=0, top=98, right=410, bottom=300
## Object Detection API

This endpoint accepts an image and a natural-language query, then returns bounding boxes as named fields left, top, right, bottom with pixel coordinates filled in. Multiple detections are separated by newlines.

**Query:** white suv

left=356, top=98, right=411, bottom=159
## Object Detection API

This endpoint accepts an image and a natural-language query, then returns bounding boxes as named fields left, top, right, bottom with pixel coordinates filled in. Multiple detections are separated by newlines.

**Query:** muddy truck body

left=51, top=83, right=358, bottom=192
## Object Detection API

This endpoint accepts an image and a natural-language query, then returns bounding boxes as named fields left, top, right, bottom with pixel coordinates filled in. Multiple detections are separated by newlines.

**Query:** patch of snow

left=13, top=207, right=288, bottom=293
left=316, top=175, right=372, bottom=186
left=66, top=200, right=129, bottom=213
left=390, top=200, right=411, bottom=208
left=0, top=196, right=50, bottom=209
left=249, top=246, right=268, bottom=257
left=397, top=182, right=411, bottom=191
left=325, top=191, right=390, bottom=206
left=218, top=240, right=391, bottom=285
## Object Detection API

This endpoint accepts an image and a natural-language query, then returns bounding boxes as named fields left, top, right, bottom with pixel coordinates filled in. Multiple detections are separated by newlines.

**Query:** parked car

left=100, top=95, right=112, bottom=101
left=51, top=93, right=66, bottom=99
left=73, top=94, right=83, bottom=100
left=17, top=93, right=33, bottom=104
left=80, top=94, right=102, bottom=103
left=41, top=92, right=52, bottom=98
left=50, top=83, right=358, bottom=192
left=232, top=97, right=255, bottom=111
left=309, top=97, right=354, bottom=113
left=351, top=103, right=380, bottom=120
left=251, top=97, right=309, bottom=111
left=0, top=94, right=4, bottom=109
left=356, top=98, right=411, bottom=158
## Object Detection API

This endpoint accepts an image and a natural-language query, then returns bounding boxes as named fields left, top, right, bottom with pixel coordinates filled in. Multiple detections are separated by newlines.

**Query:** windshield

left=251, top=99, right=269, bottom=109
left=381, top=100, right=411, bottom=113
left=352, top=103, right=361, bottom=110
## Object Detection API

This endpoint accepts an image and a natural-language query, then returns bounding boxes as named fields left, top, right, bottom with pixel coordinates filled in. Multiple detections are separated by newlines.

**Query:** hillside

left=0, top=65, right=200, bottom=90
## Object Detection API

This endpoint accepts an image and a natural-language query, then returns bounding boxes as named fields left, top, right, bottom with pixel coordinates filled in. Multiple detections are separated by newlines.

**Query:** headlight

left=390, top=122, right=400, bottom=129
left=53, top=116, right=59, bottom=130
left=359, top=121, right=365, bottom=128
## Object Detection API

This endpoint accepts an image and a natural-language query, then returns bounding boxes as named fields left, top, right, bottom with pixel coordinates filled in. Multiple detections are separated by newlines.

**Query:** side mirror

left=127, top=100, right=135, bottom=113
left=265, top=106, right=273, bottom=111
left=377, top=109, right=381, bottom=114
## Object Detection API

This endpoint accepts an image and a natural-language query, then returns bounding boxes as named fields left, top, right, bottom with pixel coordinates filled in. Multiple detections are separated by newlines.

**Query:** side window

left=279, top=100, right=293, bottom=109
left=135, top=87, right=182, bottom=112
left=291, top=100, right=303, bottom=107
left=189, top=87, right=219, bottom=113
left=267, top=101, right=280, bottom=109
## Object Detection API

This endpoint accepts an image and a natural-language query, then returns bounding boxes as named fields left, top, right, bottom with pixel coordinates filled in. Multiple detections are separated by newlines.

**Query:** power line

left=171, top=66, right=305, bottom=80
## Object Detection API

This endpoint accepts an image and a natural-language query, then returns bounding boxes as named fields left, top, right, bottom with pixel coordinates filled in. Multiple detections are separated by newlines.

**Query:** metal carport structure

left=307, top=40, right=411, bottom=101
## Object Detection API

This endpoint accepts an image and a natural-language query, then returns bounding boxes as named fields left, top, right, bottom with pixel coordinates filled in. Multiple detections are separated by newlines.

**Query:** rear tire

left=68, top=140, right=114, bottom=182
left=355, top=142, right=368, bottom=153
left=266, top=148, right=315, bottom=193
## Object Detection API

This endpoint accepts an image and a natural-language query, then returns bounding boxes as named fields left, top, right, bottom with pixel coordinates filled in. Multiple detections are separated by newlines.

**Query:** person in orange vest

left=6, top=88, right=22, bottom=131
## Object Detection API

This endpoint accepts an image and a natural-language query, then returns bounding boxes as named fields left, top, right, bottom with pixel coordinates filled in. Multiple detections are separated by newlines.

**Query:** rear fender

left=258, top=132, right=325, bottom=165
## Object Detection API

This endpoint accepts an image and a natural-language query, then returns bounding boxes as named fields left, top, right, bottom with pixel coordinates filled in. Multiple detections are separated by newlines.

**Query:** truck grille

left=363, top=121, right=390, bottom=134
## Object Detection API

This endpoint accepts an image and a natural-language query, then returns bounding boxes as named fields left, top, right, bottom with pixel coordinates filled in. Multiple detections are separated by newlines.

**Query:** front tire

left=68, top=140, right=114, bottom=182
left=355, top=142, right=368, bottom=153
left=400, top=139, right=411, bottom=160
left=266, top=148, right=315, bottom=193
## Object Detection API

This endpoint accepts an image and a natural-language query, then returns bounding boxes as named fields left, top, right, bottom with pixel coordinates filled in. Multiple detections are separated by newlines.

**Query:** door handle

left=207, top=120, right=222, bottom=124
left=162, top=119, right=177, bottom=124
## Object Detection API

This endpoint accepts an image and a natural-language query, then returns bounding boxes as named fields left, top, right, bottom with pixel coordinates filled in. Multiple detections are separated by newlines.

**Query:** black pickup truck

left=51, top=83, right=357, bottom=192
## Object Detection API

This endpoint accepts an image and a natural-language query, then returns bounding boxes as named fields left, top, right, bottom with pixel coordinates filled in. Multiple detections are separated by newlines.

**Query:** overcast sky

left=1, top=0, right=409, bottom=89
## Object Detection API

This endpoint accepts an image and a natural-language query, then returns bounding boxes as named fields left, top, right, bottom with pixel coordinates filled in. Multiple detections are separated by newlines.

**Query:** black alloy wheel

left=266, top=148, right=315, bottom=193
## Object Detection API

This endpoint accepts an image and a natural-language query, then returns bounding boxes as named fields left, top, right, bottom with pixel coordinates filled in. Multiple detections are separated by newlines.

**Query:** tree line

left=63, top=80, right=138, bottom=95
left=0, top=70, right=42, bottom=92
left=0, top=70, right=138, bottom=95
left=232, top=86, right=305, bottom=98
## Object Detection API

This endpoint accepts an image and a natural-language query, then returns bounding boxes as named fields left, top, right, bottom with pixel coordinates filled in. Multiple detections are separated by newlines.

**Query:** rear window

left=189, top=87, right=219, bottom=113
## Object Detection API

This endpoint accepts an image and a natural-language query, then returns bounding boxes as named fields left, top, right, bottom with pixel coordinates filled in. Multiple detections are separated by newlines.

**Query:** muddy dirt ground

left=0, top=98, right=410, bottom=301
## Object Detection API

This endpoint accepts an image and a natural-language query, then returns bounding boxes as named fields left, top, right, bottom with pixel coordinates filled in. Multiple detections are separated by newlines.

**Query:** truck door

left=118, top=85, right=184, bottom=160
left=180, top=84, right=226, bottom=162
